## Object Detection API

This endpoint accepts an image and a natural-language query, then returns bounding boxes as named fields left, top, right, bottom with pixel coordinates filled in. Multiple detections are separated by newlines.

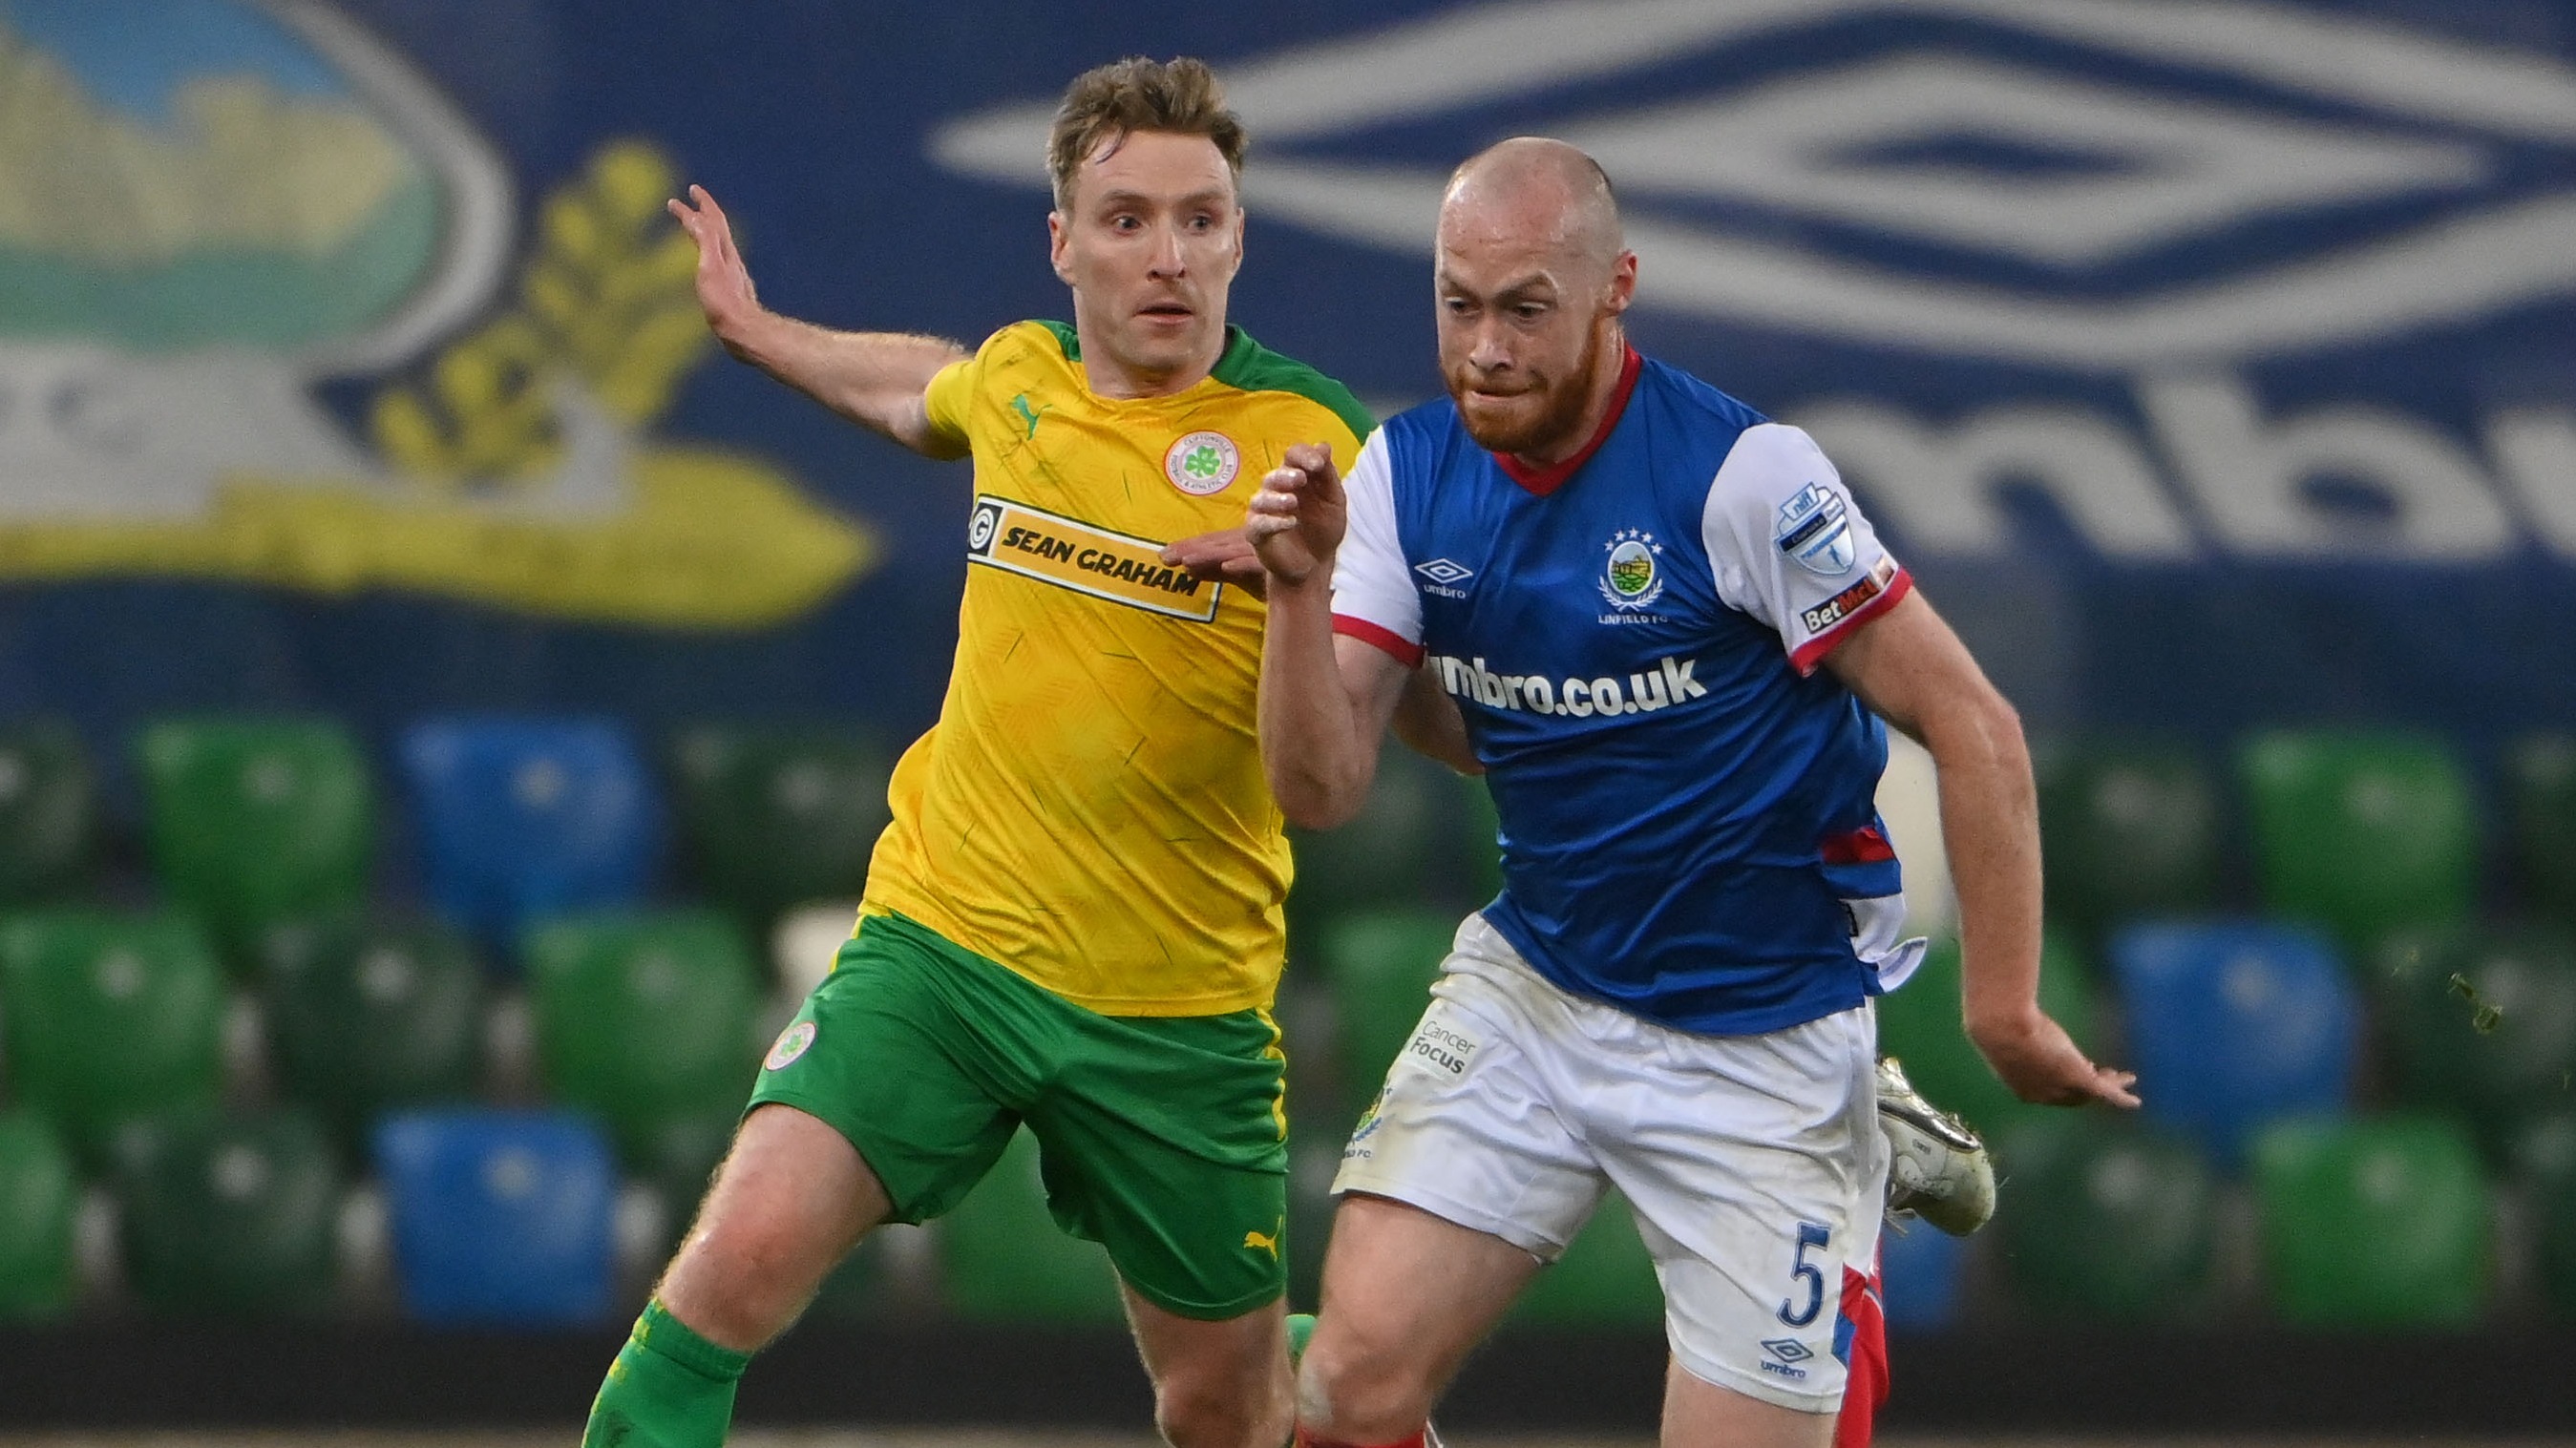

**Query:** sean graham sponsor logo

left=965, top=495, right=1222, bottom=622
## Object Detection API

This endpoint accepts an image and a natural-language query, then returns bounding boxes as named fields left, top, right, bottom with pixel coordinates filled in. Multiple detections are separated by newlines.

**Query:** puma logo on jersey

left=1008, top=393, right=1048, bottom=438
left=1428, top=652, right=1710, bottom=718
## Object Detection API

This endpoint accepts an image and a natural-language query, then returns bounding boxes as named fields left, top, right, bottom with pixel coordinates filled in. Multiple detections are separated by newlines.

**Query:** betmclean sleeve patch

left=1700, top=423, right=1911, bottom=675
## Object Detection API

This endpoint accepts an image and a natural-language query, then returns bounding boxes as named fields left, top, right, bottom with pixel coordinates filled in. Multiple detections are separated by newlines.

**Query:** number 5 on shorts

left=1777, top=1222, right=1831, bottom=1327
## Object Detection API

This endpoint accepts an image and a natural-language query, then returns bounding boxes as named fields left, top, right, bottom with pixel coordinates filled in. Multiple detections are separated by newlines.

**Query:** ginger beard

left=1446, top=304, right=1619, bottom=459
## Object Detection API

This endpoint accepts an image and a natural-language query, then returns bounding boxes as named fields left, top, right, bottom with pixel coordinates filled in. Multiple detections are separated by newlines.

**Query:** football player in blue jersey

left=1245, top=138, right=2138, bottom=1448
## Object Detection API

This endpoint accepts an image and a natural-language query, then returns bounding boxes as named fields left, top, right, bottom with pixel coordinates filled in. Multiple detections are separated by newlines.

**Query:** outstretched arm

left=1247, top=444, right=1415, bottom=828
left=1826, top=594, right=2139, bottom=1110
left=668, top=185, right=967, bottom=459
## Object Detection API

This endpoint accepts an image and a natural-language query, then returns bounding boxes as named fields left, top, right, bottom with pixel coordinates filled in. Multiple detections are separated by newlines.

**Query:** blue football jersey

left=1331, top=350, right=1921, bottom=1036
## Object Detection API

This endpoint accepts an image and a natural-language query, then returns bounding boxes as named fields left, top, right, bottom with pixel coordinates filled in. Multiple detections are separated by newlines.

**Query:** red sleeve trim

left=1819, top=824, right=1897, bottom=865
left=1789, top=567, right=1914, bottom=676
left=1333, top=614, right=1425, bottom=668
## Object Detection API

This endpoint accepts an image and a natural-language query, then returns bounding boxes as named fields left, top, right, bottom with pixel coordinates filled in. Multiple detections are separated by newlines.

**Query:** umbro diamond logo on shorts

left=1761, top=1337, right=1815, bottom=1379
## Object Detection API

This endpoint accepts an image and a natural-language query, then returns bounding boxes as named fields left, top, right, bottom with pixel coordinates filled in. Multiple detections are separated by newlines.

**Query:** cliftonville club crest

left=1164, top=430, right=1241, bottom=495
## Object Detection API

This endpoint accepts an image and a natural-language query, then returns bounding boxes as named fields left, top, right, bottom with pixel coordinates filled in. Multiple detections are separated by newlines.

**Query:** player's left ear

left=1605, top=249, right=1639, bottom=315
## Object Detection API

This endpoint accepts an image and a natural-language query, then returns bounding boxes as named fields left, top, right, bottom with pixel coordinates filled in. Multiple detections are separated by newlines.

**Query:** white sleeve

left=1700, top=422, right=1911, bottom=675
left=1327, top=429, right=1425, bottom=664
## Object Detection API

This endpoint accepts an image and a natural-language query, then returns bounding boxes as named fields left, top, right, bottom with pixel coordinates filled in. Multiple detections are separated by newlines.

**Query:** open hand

left=1244, top=443, right=1346, bottom=586
left=1160, top=528, right=1270, bottom=599
left=666, top=184, right=764, bottom=354
left=1969, top=1005, right=2142, bottom=1108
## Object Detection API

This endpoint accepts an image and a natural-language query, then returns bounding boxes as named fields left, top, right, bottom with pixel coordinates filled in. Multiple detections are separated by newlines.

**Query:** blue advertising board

left=3, top=0, right=2570, bottom=771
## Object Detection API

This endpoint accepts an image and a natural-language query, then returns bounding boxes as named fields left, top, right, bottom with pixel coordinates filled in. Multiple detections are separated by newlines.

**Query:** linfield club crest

left=1599, top=528, right=1665, bottom=611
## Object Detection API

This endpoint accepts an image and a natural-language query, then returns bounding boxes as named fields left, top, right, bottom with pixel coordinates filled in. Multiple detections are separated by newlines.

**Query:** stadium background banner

left=5, top=0, right=2574, bottom=764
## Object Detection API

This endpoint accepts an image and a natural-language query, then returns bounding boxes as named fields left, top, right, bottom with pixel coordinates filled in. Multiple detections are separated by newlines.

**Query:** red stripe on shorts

left=1834, top=1256, right=1889, bottom=1448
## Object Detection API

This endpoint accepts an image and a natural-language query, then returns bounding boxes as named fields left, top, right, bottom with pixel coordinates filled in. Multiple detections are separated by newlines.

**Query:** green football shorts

left=747, top=911, right=1290, bottom=1320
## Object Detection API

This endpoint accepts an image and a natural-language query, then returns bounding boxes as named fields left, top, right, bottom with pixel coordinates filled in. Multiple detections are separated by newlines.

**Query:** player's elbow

left=1924, top=680, right=2027, bottom=777
left=1275, top=783, right=1362, bottom=832
left=1270, top=761, right=1368, bottom=831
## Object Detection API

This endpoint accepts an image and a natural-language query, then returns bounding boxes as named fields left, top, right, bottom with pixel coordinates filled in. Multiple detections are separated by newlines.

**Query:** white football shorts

left=1333, top=912, right=1889, bottom=1413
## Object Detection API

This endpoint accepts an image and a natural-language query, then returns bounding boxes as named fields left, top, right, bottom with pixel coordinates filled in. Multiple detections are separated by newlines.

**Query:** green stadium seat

left=2514, top=1113, right=2576, bottom=1318
left=523, top=911, right=762, bottom=1165
left=258, top=916, right=487, bottom=1153
left=666, top=725, right=892, bottom=934
left=938, top=1127, right=1124, bottom=1322
left=2250, top=1114, right=2490, bottom=1328
left=1512, top=1191, right=1662, bottom=1326
left=1290, top=745, right=1482, bottom=932
left=1315, top=908, right=1455, bottom=1124
left=115, top=1109, right=341, bottom=1314
left=635, top=1109, right=738, bottom=1259
left=1875, top=934, right=2098, bottom=1141
left=0, top=722, right=95, bottom=906
left=0, top=911, right=225, bottom=1166
left=2238, top=731, right=2477, bottom=954
left=1997, top=1116, right=2215, bottom=1317
left=2508, top=735, right=2576, bottom=928
left=136, top=717, right=374, bottom=970
left=2373, top=925, right=2576, bottom=1162
left=2034, top=739, right=2223, bottom=937
left=0, top=1111, right=77, bottom=1319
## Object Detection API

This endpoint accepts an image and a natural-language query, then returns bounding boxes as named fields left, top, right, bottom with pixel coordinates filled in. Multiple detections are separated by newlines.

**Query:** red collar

left=1489, top=346, right=1644, bottom=497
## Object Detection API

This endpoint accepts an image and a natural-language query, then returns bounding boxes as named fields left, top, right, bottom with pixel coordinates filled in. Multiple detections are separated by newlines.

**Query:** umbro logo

left=1415, top=558, right=1473, bottom=598
left=1759, top=1337, right=1814, bottom=1379
left=931, top=1, right=2576, bottom=370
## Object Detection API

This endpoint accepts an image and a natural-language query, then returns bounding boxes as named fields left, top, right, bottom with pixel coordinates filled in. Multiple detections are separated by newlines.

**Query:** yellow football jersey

left=860, top=321, right=1370, bottom=1016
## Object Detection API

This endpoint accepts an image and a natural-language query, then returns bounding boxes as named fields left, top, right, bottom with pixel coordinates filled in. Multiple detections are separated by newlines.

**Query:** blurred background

left=2, top=0, right=2574, bottom=1441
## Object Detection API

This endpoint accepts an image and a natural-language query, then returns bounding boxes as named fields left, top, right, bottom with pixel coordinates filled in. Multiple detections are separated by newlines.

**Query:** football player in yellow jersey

left=581, top=57, right=1371, bottom=1448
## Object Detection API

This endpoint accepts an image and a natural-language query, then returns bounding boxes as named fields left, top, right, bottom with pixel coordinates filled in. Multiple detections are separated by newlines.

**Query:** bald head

left=1441, top=136, right=1623, bottom=271
left=1430, top=138, right=1637, bottom=463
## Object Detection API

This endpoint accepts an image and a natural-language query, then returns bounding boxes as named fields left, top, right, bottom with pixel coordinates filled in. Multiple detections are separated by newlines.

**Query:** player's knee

left=1152, top=1369, right=1284, bottom=1448
left=1297, top=1328, right=1434, bottom=1441
left=658, top=1200, right=833, bottom=1349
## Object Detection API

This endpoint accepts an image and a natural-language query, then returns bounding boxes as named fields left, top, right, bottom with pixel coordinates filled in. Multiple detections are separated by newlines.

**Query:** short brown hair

left=1047, top=56, right=1247, bottom=209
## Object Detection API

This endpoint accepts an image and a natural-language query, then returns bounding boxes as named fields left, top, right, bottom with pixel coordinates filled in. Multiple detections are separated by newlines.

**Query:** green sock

left=582, top=1299, right=752, bottom=1448
left=1287, top=1311, right=1317, bottom=1365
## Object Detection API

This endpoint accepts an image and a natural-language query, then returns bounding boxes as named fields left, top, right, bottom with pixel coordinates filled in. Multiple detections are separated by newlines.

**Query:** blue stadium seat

left=1875, top=1223, right=1963, bottom=1329
left=2108, top=921, right=2360, bottom=1168
left=373, top=1109, right=616, bottom=1326
left=397, top=718, right=662, bottom=959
